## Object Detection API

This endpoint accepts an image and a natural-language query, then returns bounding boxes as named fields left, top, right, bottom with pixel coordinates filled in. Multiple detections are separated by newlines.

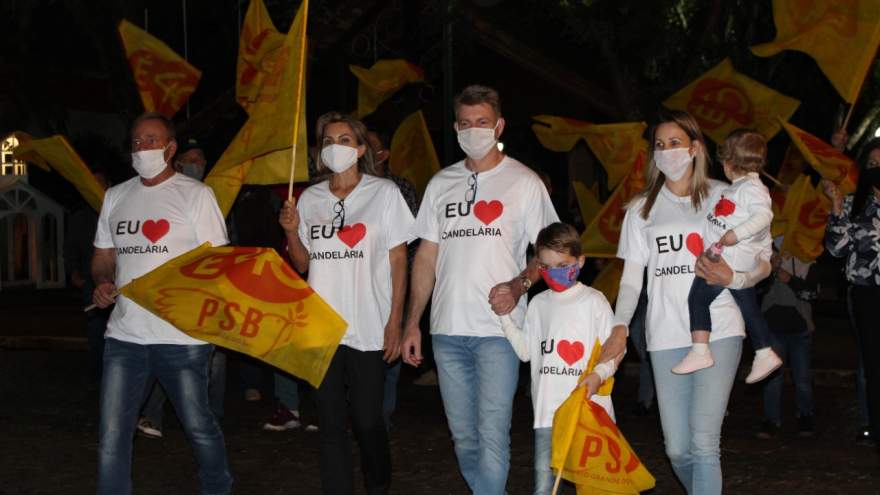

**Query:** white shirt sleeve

left=727, top=257, right=772, bottom=290
left=616, top=204, right=650, bottom=265
left=411, top=180, right=440, bottom=243
left=612, top=259, right=645, bottom=330
left=94, top=188, right=115, bottom=249
left=385, top=184, right=416, bottom=249
left=296, top=195, right=311, bottom=251
left=193, top=186, right=229, bottom=247
left=523, top=175, right=560, bottom=244
left=732, top=182, right=773, bottom=241
left=499, top=313, right=530, bottom=361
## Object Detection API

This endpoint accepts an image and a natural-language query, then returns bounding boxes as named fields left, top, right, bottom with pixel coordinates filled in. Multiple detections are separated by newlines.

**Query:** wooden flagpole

left=288, top=0, right=309, bottom=201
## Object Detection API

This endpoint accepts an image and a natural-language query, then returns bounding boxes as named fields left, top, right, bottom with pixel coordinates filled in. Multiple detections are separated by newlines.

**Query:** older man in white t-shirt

left=402, top=85, right=558, bottom=494
left=91, top=113, right=233, bottom=495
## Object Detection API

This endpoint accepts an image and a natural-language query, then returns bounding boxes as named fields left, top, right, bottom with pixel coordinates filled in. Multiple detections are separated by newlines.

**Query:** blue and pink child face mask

left=539, top=263, right=581, bottom=292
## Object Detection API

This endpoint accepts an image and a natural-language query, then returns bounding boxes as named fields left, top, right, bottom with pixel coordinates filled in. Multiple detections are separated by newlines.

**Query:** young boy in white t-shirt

left=498, top=222, right=616, bottom=495
left=674, top=129, right=783, bottom=383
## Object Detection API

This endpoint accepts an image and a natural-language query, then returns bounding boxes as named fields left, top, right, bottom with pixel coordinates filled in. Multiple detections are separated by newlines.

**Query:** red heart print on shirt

left=142, top=219, right=170, bottom=243
left=473, top=200, right=503, bottom=225
left=714, top=196, right=736, bottom=217
left=557, top=340, right=585, bottom=366
left=685, top=232, right=704, bottom=257
left=337, top=223, right=366, bottom=248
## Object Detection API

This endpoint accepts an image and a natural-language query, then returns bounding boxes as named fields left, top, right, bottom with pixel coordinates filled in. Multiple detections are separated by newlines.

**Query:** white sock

left=755, top=347, right=772, bottom=358
left=692, top=343, right=710, bottom=354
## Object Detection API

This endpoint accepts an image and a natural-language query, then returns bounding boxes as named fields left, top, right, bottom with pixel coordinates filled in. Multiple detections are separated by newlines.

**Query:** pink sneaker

left=672, top=348, right=715, bottom=374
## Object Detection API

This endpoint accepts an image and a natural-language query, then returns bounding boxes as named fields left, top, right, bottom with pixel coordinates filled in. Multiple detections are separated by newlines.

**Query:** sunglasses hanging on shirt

left=332, top=199, right=346, bottom=230
left=465, top=172, right=478, bottom=205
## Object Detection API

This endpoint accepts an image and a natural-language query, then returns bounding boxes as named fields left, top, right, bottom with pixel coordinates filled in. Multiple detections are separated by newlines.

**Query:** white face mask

left=179, top=162, right=205, bottom=181
left=131, top=147, right=169, bottom=179
left=321, top=144, right=358, bottom=174
left=653, top=147, right=693, bottom=181
left=457, top=121, right=499, bottom=160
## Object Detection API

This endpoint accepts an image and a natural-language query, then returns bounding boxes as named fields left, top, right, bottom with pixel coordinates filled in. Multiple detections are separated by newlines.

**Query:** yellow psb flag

left=118, top=20, right=201, bottom=118
left=590, top=259, right=624, bottom=305
left=663, top=58, right=800, bottom=145
left=14, top=135, right=105, bottom=212
left=769, top=186, right=789, bottom=238
left=581, top=151, right=648, bottom=258
left=751, top=0, right=880, bottom=103
left=350, top=60, right=424, bottom=119
left=777, top=144, right=807, bottom=186
left=572, top=181, right=602, bottom=228
left=206, top=0, right=310, bottom=215
left=236, top=0, right=287, bottom=113
left=389, top=111, right=440, bottom=196
left=781, top=120, right=858, bottom=195
left=532, top=116, right=647, bottom=189
left=120, top=243, right=347, bottom=387
left=780, top=175, right=831, bottom=262
left=550, top=340, right=655, bottom=494
left=769, top=145, right=808, bottom=238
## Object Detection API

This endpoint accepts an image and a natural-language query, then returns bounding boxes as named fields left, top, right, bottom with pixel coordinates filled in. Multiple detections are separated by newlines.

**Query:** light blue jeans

left=533, top=427, right=554, bottom=495
left=97, top=338, right=233, bottom=495
left=433, top=335, right=520, bottom=495
left=650, top=337, right=742, bottom=495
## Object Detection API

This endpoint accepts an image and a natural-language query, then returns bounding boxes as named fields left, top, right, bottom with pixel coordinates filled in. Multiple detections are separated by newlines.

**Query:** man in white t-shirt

left=401, top=85, right=559, bottom=494
left=91, top=113, right=233, bottom=495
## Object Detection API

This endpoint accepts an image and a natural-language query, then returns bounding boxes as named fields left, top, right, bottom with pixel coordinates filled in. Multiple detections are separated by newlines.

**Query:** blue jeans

left=98, top=338, right=233, bottom=495
left=533, top=427, right=554, bottom=495
left=383, top=360, right=401, bottom=430
left=628, top=291, right=654, bottom=407
left=650, top=337, right=742, bottom=495
left=433, top=335, right=520, bottom=495
left=762, top=332, right=813, bottom=424
left=689, top=278, right=770, bottom=350
left=142, top=349, right=227, bottom=427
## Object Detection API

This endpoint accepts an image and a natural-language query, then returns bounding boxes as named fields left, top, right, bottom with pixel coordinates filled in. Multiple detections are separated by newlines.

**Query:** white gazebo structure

left=0, top=177, right=65, bottom=289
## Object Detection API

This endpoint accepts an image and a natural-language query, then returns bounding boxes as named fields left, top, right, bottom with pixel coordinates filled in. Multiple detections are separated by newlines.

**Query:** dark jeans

left=317, top=345, right=390, bottom=494
left=97, top=338, right=232, bottom=495
left=762, top=331, right=813, bottom=424
left=688, top=276, right=771, bottom=350
left=141, top=349, right=227, bottom=427
left=850, top=285, right=880, bottom=443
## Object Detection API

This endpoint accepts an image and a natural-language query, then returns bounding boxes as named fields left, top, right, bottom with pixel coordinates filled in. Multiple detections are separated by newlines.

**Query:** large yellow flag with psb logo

left=551, top=340, right=655, bottom=494
left=781, top=120, right=858, bottom=195
left=236, top=0, right=287, bottom=113
left=663, top=59, right=800, bottom=145
left=752, top=0, right=880, bottom=103
left=389, top=110, right=440, bottom=196
left=581, top=152, right=647, bottom=258
left=14, top=135, right=106, bottom=212
left=779, top=174, right=831, bottom=261
left=207, top=0, right=309, bottom=215
left=118, top=20, right=201, bottom=118
left=532, top=116, right=647, bottom=189
left=120, top=243, right=347, bottom=387
left=350, top=60, right=424, bottom=119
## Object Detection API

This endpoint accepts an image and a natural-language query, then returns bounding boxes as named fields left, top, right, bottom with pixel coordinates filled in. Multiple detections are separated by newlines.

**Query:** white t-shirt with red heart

left=616, top=181, right=749, bottom=352
left=524, top=282, right=615, bottom=429
left=94, top=173, right=229, bottom=345
left=702, top=173, right=772, bottom=272
left=412, top=156, right=559, bottom=337
left=297, top=174, right=415, bottom=352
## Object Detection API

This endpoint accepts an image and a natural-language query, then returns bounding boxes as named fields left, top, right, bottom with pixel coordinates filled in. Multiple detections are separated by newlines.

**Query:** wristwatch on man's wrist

left=519, top=275, right=532, bottom=291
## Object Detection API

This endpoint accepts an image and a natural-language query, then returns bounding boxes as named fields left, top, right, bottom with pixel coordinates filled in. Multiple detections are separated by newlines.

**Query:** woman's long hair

left=850, top=138, right=880, bottom=221
left=313, top=111, right=378, bottom=179
left=635, top=109, right=711, bottom=220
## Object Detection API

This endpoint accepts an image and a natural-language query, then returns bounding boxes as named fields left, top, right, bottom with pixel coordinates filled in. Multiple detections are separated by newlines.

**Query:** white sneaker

left=136, top=417, right=163, bottom=439
left=745, top=349, right=783, bottom=384
left=672, top=348, right=715, bottom=374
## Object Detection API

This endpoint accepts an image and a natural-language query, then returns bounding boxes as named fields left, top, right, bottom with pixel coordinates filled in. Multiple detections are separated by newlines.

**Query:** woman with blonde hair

left=598, top=110, right=771, bottom=494
left=278, top=111, right=415, bottom=494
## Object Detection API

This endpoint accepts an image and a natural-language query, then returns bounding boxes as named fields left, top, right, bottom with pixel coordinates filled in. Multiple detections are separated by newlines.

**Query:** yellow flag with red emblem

left=389, top=110, right=440, bottom=196
left=236, top=0, right=287, bottom=113
left=118, top=20, right=201, bottom=118
left=781, top=120, right=859, bottom=196
left=550, top=339, right=655, bottom=494
left=119, top=243, right=347, bottom=387
left=589, top=259, right=624, bottom=305
left=779, top=174, right=831, bottom=262
left=769, top=186, right=789, bottom=238
left=581, top=151, right=648, bottom=257
left=350, top=60, right=424, bottom=119
left=777, top=144, right=808, bottom=186
left=751, top=0, right=880, bottom=103
left=532, top=116, right=646, bottom=189
left=572, top=181, right=602, bottom=228
left=207, top=0, right=310, bottom=215
left=663, top=58, right=800, bottom=145
left=14, top=135, right=106, bottom=212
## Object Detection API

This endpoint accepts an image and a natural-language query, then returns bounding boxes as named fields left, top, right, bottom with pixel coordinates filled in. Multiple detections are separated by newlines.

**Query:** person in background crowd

left=173, top=137, right=207, bottom=180
left=823, top=136, right=880, bottom=454
left=279, top=111, right=414, bottom=494
left=756, top=237, right=819, bottom=439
